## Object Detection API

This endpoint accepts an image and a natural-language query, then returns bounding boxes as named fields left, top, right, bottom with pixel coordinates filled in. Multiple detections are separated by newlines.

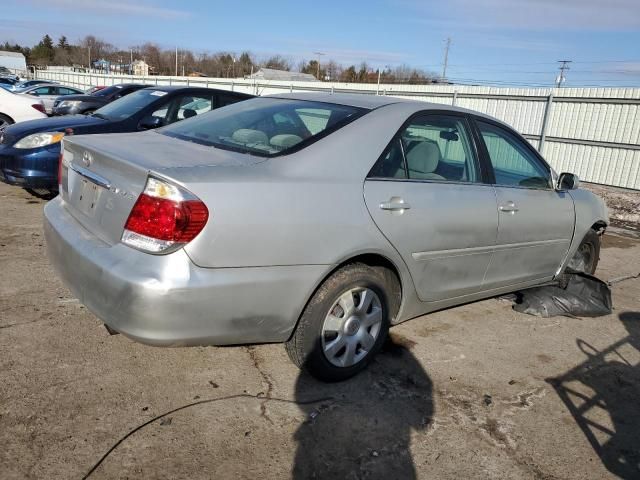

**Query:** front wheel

left=567, top=229, right=600, bottom=274
left=286, top=263, right=398, bottom=382
left=0, top=113, right=14, bottom=129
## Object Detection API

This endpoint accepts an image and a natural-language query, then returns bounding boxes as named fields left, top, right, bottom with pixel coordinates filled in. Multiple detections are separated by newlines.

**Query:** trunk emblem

left=82, top=151, right=93, bottom=167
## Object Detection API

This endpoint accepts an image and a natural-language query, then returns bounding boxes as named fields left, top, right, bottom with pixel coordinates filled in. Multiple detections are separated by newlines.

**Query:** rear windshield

left=93, top=85, right=123, bottom=97
left=160, top=98, right=366, bottom=157
left=94, top=89, right=164, bottom=120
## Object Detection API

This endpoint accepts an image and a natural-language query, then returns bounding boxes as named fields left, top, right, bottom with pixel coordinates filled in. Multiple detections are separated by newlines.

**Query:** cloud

left=22, top=0, right=191, bottom=19
left=401, top=0, right=640, bottom=31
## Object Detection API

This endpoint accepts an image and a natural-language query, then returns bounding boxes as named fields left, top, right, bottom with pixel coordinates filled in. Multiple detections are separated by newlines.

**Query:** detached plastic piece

left=513, top=272, right=612, bottom=318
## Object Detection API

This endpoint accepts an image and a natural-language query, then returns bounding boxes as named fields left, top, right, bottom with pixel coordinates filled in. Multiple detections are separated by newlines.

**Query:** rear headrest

left=270, top=134, right=303, bottom=149
left=406, top=141, right=441, bottom=174
left=232, top=128, right=269, bottom=145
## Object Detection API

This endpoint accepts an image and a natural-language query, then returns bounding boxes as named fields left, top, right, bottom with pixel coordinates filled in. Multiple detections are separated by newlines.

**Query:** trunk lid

left=59, top=131, right=264, bottom=245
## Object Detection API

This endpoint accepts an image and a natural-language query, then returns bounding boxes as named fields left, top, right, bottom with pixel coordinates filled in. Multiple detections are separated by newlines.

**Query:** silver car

left=44, top=93, right=608, bottom=381
left=17, top=83, right=84, bottom=114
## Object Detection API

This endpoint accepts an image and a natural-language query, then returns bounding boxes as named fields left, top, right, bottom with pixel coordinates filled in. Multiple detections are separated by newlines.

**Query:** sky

left=2, top=0, right=640, bottom=87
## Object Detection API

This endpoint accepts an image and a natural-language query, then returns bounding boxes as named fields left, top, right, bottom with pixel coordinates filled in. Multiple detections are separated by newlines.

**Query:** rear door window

left=369, top=114, right=481, bottom=183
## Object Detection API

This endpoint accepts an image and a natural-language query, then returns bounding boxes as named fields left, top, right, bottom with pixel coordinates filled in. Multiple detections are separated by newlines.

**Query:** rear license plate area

left=77, top=178, right=102, bottom=216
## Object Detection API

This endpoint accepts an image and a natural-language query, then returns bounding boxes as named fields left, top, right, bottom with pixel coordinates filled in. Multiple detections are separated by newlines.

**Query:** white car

left=0, top=87, right=47, bottom=128
left=16, top=84, right=84, bottom=115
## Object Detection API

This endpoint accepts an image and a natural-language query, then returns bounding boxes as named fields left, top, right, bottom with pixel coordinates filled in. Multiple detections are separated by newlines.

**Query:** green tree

left=57, top=35, right=70, bottom=50
left=30, top=34, right=55, bottom=64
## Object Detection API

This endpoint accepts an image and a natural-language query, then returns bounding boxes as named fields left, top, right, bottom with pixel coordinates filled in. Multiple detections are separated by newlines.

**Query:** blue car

left=0, top=86, right=252, bottom=193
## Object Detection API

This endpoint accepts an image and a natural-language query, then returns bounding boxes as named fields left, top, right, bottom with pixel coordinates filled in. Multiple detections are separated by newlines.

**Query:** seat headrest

left=270, top=134, right=303, bottom=149
left=406, top=141, right=441, bottom=174
left=232, top=129, right=269, bottom=145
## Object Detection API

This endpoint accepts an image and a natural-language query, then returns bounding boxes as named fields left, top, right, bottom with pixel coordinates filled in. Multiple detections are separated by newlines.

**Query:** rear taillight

left=57, top=152, right=63, bottom=188
left=31, top=104, right=46, bottom=114
left=122, top=177, right=209, bottom=254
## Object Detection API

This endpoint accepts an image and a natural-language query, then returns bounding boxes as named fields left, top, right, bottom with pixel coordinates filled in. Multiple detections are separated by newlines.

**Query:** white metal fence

left=35, top=70, right=640, bottom=190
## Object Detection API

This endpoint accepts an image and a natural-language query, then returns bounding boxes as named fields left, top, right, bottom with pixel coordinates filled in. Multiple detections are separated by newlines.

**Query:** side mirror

left=138, top=115, right=164, bottom=130
left=557, top=172, right=580, bottom=190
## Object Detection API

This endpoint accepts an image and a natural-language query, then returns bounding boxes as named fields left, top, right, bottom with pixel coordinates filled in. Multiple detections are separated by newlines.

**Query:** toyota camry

left=44, top=93, right=608, bottom=381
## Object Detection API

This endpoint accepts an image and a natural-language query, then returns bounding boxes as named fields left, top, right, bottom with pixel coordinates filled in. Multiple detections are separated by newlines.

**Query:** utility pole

left=88, top=46, right=91, bottom=71
left=556, top=60, right=572, bottom=87
left=175, top=46, right=178, bottom=76
left=313, top=51, right=325, bottom=80
left=441, top=37, right=451, bottom=80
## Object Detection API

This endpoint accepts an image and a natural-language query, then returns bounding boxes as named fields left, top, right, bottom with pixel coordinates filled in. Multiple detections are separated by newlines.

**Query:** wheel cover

left=321, top=287, right=383, bottom=368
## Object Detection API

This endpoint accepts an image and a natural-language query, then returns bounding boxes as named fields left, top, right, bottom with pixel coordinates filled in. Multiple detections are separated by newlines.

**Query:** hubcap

left=321, top=287, right=383, bottom=368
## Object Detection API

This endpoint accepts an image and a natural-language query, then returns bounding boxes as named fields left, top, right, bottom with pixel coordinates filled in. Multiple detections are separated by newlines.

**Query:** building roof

left=248, top=68, right=318, bottom=82
left=0, top=50, right=26, bottom=58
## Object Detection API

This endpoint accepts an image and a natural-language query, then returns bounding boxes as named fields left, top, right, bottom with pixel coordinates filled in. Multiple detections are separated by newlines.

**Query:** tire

left=0, top=113, right=14, bottom=129
left=285, top=263, right=399, bottom=382
left=25, top=188, right=56, bottom=199
left=567, top=229, right=600, bottom=274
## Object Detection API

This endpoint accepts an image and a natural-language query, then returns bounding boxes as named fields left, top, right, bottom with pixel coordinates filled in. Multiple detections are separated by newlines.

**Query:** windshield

left=93, top=85, right=124, bottom=97
left=160, top=98, right=366, bottom=157
left=94, top=89, right=163, bottom=120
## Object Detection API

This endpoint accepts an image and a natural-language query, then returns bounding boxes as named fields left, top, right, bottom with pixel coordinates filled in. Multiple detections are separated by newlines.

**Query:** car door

left=364, top=112, right=498, bottom=302
left=473, top=118, right=574, bottom=288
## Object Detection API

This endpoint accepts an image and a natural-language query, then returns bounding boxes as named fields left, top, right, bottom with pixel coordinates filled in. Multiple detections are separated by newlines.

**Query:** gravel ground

left=1, top=181, right=639, bottom=480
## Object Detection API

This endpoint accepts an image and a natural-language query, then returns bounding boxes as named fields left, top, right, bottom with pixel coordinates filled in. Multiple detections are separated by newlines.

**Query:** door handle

left=499, top=202, right=519, bottom=213
left=380, top=197, right=411, bottom=211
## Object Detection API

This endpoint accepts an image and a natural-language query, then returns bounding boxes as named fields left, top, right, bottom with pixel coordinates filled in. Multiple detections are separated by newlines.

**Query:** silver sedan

left=17, top=83, right=84, bottom=114
left=44, top=93, right=608, bottom=381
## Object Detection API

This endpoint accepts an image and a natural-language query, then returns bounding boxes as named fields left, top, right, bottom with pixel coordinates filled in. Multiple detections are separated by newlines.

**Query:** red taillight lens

left=122, top=177, right=209, bottom=253
left=124, top=194, right=208, bottom=242
left=57, top=152, right=63, bottom=188
left=31, top=104, right=46, bottom=114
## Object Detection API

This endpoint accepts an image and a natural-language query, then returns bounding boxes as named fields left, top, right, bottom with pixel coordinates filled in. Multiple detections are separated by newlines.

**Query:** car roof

left=268, top=91, right=410, bottom=109
left=137, top=85, right=253, bottom=97
left=267, top=91, right=507, bottom=124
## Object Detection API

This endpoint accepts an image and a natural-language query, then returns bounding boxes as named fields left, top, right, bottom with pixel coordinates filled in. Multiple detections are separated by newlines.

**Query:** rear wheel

left=567, top=229, right=600, bottom=274
left=0, top=113, right=14, bottom=129
left=286, top=263, right=398, bottom=382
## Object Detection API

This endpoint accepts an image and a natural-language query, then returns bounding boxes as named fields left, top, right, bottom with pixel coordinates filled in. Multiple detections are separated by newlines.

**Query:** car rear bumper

left=0, top=144, right=59, bottom=189
left=44, top=197, right=327, bottom=346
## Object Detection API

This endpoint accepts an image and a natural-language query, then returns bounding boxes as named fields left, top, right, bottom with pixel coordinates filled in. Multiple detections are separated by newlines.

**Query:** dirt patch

left=602, top=234, right=639, bottom=250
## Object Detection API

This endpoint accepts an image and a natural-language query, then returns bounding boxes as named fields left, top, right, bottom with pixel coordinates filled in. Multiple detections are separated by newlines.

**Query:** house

left=131, top=60, right=149, bottom=76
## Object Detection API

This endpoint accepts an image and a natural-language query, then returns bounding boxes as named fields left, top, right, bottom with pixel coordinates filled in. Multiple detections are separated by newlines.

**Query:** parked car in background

left=0, top=86, right=46, bottom=128
left=16, top=84, right=84, bottom=114
left=0, top=66, right=19, bottom=82
left=0, top=77, right=18, bottom=89
left=43, top=93, right=608, bottom=381
left=52, top=83, right=146, bottom=116
left=6, top=79, right=58, bottom=91
left=0, top=86, right=252, bottom=193
left=85, top=85, right=106, bottom=95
